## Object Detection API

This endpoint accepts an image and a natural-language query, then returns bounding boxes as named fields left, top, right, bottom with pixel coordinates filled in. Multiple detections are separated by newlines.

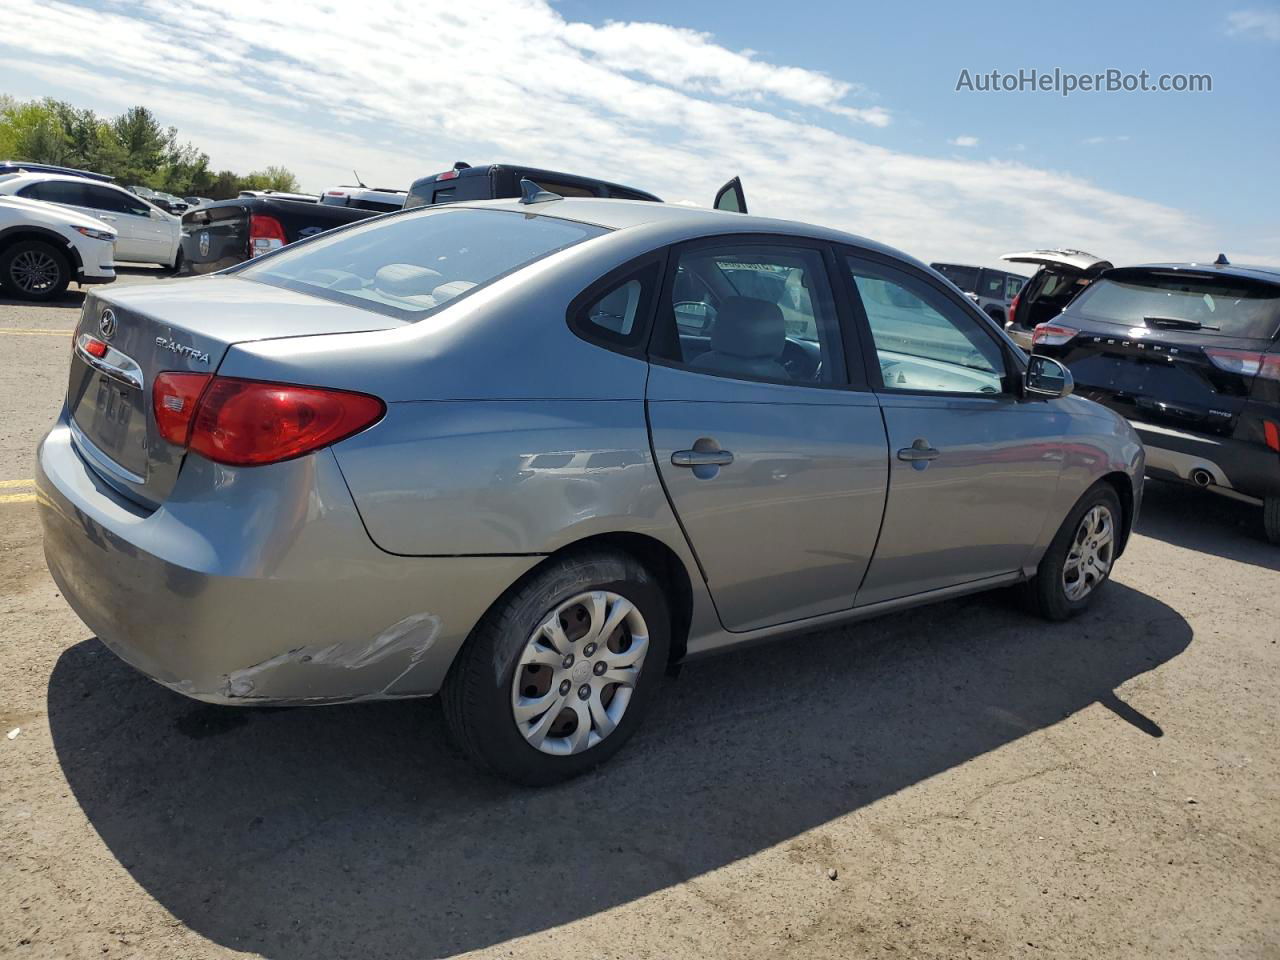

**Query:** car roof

left=0, top=171, right=126, bottom=188
left=441, top=196, right=924, bottom=266
left=1106, top=261, right=1280, bottom=287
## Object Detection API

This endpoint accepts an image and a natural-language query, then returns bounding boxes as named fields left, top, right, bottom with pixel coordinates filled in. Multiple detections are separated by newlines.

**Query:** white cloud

left=0, top=0, right=1261, bottom=266
left=1226, top=8, right=1280, bottom=40
left=948, top=135, right=980, bottom=148
left=1081, top=135, right=1132, bottom=145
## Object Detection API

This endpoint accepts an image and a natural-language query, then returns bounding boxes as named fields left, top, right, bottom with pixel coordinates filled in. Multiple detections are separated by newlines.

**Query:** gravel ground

left=1, top=273, right=1277, bottom=959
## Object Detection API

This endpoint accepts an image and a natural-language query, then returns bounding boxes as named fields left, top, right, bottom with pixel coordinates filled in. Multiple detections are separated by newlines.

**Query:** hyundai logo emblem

left=99, top=308, right=117, bottom=340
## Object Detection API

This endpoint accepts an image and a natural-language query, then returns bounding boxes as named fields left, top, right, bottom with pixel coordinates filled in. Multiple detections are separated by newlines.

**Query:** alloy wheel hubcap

left=11, top=250, right=59, bottom=293
left=511, top=590, right=649, bottom=756
left=1063, top=505, right=1114, bottom=601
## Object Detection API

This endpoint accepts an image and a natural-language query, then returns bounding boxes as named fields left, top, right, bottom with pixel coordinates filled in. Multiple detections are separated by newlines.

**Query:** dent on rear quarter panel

left=333, top=399, right=692, bottom=558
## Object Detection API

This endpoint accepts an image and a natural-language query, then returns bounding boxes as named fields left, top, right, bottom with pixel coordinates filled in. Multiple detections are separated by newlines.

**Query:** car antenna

left=1214, top=252, right=1229, bottom=265
left=352, top=169, right=367, bottom=188
left=519, top=178, right=561, bottom=204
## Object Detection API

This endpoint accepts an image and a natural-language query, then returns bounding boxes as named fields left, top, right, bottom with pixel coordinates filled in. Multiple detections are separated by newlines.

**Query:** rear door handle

left=897, top=439, right=940, bottom=462
left=672, top=449, right=734, bottom=467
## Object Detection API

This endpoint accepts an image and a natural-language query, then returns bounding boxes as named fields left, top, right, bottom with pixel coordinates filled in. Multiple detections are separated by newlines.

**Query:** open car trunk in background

left=68, top=278, right=403, bottom=509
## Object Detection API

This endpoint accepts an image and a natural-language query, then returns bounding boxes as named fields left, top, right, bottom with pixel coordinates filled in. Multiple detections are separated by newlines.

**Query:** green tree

left=110, top=106, right=173, bottom=183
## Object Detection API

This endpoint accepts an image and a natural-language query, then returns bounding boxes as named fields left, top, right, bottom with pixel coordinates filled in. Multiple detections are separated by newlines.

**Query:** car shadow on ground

left=1137, top=478, right=1278, bottom=572
left=48, top=582, right=1189, bottom=959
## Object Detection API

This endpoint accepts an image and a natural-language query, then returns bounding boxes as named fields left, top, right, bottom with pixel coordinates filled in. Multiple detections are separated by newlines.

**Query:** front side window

left=658, top=242, right=840, bottom=385
left=848, top=257, right=1007, bottom=395
left=238, top=208, right=607, bottom=320
left=934, top=263, right=980, bottom=293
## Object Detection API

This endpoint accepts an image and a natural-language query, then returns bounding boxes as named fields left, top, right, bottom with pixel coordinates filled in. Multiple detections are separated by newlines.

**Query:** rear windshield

left=237, top=207, right=607, bottom=320
left=1071, top=273, right=1280, bottom=339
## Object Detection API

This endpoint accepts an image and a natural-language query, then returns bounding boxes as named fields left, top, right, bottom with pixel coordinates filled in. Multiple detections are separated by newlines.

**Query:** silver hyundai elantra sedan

left=37, top=193, right=1143, bottom=784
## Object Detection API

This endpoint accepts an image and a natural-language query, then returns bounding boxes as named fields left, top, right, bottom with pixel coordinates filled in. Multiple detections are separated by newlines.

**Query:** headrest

left=711, top=296, right=785, bottom=358
left=374, top=263, right=442, bottom=297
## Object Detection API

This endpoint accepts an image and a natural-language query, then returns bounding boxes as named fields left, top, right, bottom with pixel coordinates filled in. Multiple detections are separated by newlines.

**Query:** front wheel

left=1027, top=483, right=1122, bottom=621
left=442, top=550, right=670, bottom=785
left=1, top=240, right=70, bottom=301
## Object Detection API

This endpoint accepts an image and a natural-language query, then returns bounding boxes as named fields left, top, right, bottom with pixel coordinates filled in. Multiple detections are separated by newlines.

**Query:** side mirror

left=1024, top=354, right=1074, bottom=399
left=713, top=176, right=747, bottom=214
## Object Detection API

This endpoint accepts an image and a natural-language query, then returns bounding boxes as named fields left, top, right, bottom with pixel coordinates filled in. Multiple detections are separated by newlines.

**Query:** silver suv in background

left=1002, top=249, right=1112, bottom=349
left=930, top=262, right=1028, bottom=324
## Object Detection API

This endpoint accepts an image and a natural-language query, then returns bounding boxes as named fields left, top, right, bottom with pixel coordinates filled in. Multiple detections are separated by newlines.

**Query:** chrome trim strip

left=69, top=417, right=147, bottom=486
left=75, top=333, right=144, bottom=390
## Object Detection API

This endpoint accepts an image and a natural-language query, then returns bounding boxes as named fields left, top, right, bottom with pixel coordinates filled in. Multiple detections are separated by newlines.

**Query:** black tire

left=1265, top=497, right=1280, bottom=545
left=164, top=246, right=185, bottom=276
left=442, top=549, right=671, bottom=786
left=1026, top=483, right=1123, bottom=621
left=0, top=240, right=70, bottom=301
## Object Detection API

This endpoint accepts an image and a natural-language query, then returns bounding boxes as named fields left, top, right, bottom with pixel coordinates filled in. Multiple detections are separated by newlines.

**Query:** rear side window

left=239, top=207, right=607, bottom=320
left=528, top=179, right=599, bottom=198
left=933, top=264, right=980, bottom=292
left=978, top=269, right=1007, bottom=300
left=18, top=180, right=87, bottom=206
left=1070, top=274, right=1280, bottom=339
left=569, top=258, right=663, bottom=351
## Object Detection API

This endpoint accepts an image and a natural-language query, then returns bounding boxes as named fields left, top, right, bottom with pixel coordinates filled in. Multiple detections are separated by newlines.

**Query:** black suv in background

left=1032, top=259, right=1280, bottom=542
left=405, top=162, right=661, bottom=208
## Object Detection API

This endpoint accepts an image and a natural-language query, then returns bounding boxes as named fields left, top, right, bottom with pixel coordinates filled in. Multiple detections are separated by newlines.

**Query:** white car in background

left=0, top=172, right=182, bottom=272
left=0, top=194, right=116, bottom=300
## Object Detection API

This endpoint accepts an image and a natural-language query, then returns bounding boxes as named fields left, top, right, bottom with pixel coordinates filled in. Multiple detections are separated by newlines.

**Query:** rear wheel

left=1, top=240, right=70, bottom=301
left=1026, top=483, right=1122, bottom=621
left=442, top=549, right=670, bottom=785
left=1264, top=496, right=1280, bottom=545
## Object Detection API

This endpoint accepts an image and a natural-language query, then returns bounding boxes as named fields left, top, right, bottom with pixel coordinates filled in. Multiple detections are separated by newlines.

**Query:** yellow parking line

left=0, top=478, right=34, bottom=488
left=0, top=328, right=73, bottom=336
left=0, top=492, right=36, bottom=505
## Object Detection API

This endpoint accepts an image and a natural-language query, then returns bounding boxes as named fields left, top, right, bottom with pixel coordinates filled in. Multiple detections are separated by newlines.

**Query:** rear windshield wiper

left=1143, top=316, right=1219, bottom=331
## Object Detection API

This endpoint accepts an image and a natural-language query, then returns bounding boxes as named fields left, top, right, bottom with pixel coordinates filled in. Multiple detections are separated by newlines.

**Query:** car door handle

left=897, top=439, right=940, bottom=462
left=672, top=449, right=734, bottom=467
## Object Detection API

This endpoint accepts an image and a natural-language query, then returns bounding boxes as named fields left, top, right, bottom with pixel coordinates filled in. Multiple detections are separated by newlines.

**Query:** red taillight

left=153, top=372, right=214, bottom=446
left=1264, top=420, right=1280, bottom=453
left=1008, top=291, right=1021, bottom=329
left=82, top=337, right=108, bottom=358
left=436, top=170, right=459, bottom=181
left=176, top=377, right=385, bottom=466
left=1031, top=322, right=1078, bottom=347
left=1204, top=347, right=1280, bottom=382
left=248, top=213, right=288, bottom=257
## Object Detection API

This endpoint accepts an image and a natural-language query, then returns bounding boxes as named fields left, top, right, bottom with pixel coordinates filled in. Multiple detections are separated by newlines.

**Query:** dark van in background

left=405, top=162, right=661, bottom=209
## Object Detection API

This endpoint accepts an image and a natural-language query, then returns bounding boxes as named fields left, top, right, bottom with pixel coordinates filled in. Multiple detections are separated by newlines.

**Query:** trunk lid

left=181, top=202, right=249, bottom=274
left=1002, top=249, right=1112, bottom=273
left=68, top=276, right=403, bottom=507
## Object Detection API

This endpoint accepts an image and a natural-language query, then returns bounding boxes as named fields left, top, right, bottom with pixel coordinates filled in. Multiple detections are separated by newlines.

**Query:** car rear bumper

left=37, top=416, right=538, bottom=705
left=1134, top=420, right=1280, bottom=503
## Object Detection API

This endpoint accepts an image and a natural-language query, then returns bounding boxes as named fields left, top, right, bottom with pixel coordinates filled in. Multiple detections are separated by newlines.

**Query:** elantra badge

left=155, top=336, right=210, bottom=365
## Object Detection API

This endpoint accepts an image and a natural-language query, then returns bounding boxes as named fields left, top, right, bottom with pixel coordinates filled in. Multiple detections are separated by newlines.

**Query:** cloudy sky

left=2, top=0, right=1277, bottom=269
